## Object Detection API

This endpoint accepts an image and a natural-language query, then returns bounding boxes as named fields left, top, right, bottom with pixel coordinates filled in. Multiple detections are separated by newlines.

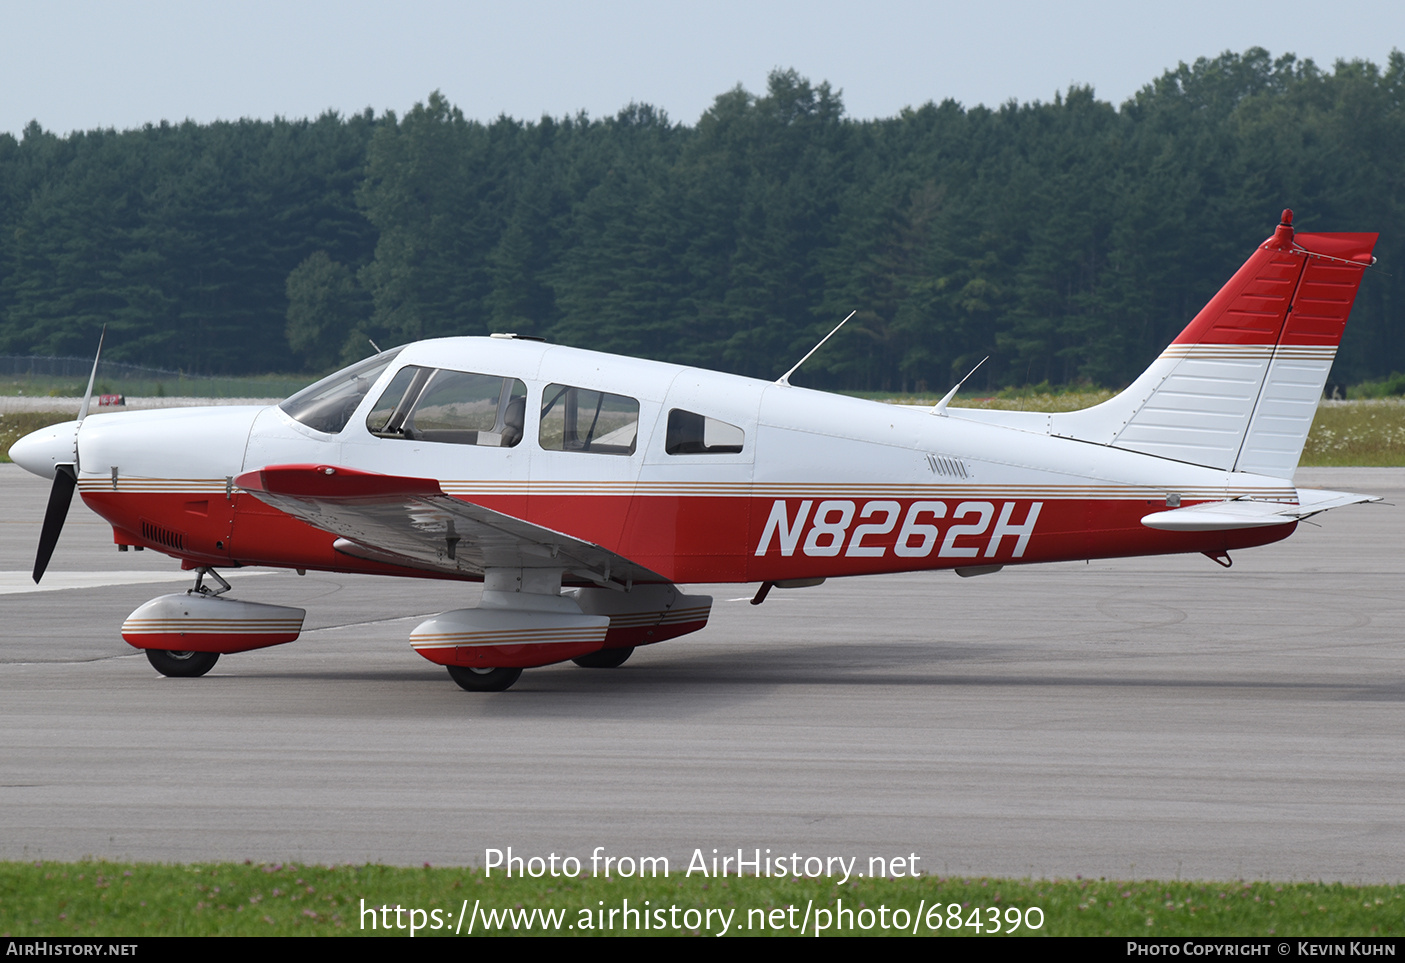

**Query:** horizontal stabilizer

left=1141, top=488, right=1379, bottom=531
left=1293, top=487, right=1382, bottom=515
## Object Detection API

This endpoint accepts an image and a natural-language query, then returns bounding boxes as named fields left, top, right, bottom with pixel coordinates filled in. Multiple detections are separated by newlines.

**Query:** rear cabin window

left=539, top=384, right=639, bottom=455
left=665, top=409, right=745, bottom=454
left=367, top=365, right=528, bottom=447
left=280, top=348, right=405, bottom=435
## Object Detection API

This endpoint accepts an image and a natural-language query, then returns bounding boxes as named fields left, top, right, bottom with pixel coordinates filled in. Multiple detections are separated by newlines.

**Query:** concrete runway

left=2, top=463, right=1403, bottom=882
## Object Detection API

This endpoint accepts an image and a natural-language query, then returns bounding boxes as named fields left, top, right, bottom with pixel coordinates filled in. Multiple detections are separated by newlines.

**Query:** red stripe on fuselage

left=82, top=490, right=1295, bottom=584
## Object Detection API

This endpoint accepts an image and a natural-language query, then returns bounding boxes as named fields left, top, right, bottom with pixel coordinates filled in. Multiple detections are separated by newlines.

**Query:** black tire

left=447, top=665, right=523, bottom=692
left=571, top=647, right=634, bottom=669
left=145, top=649, right=220, bottom=678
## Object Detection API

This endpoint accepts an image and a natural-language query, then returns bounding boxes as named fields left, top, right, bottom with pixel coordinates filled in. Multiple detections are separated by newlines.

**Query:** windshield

left=279, top=347, right=405, bottom=434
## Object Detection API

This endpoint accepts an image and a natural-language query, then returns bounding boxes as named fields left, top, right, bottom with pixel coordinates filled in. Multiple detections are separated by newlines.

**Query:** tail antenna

left=777, top=311, right=857, bottom=387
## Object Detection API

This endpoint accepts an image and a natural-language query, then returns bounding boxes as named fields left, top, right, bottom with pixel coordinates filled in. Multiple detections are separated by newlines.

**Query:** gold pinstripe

left=79, top=477, right=231, bottom=493
left=411, top=626, right=608, bottom=649
left=440, top=482, right=1295, bottom=500
left=606, top=606, right=712, bottom=627
left=1159, top=344, right=1336, bottom=361
left=82, top=476, right=1299, bottom=502
left=122, top=618, right=302, bottom=633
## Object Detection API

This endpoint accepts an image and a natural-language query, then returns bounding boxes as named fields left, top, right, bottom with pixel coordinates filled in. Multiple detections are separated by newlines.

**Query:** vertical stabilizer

left=1051, top=211, right=1377, bottom=476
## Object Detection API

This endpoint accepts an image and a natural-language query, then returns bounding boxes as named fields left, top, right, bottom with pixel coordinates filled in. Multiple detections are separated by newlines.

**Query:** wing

left=234, top=464, right=664, bottom=587
left=1141, top=488, right=1380, bottom=532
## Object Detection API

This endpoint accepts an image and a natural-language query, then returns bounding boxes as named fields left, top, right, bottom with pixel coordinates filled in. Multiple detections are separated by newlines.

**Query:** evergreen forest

left=2, top=48, right=1402, bottom=392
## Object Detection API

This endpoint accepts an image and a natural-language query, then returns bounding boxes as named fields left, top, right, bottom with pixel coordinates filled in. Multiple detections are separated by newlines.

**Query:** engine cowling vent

left=140, top=519, right=186, bottom=551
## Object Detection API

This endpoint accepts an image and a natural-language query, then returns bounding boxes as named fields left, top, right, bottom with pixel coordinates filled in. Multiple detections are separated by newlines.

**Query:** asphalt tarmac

left=2, top=463, right=1403, bottom=882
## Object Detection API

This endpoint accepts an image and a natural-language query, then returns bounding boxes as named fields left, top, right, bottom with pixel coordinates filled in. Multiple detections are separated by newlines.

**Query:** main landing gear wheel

left=145, top=649, right=220, bottom=678
left=571, top=647, right=634, bottom=668
left=447, top=665, right=523, bottom=692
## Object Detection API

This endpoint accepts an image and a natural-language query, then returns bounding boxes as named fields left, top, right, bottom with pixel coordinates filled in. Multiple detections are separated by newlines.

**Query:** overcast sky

left=5, top=0, right=1403, bottom=137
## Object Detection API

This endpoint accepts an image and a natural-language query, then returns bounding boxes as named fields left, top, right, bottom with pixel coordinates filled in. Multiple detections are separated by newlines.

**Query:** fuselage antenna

left=776, top=311, right=857, bottom=386
left=368, top=338, right=383, bottom=355
left=932, top=356, right=989, bottom=416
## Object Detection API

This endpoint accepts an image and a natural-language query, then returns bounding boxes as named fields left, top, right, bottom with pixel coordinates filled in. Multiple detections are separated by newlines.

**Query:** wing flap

left=235, top=464, right=663, bottom=585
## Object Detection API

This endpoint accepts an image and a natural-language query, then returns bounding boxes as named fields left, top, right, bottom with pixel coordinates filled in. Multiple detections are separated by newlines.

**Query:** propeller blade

left=77, top=325, right=106, bottom=425
left=33, top=464, right=77, bottom=584
left=36, top=328, right=104, bottom=581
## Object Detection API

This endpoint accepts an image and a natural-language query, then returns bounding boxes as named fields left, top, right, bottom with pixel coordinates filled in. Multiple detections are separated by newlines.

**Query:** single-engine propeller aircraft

left=9, top=211, right=1382, bottom=691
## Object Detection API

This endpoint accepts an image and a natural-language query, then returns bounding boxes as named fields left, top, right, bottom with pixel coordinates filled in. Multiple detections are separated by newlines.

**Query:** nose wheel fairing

left=122, top=592, right=306, bottom=654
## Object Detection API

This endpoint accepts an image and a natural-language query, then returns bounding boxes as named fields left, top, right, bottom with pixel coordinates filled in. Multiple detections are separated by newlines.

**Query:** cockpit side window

left=367, top=365, right=527, bottom=448
left=665, top=409, right=745, bottom=454
left=539, top=384, right=639, bottom=455
left=280, top=348, right=404, bottom=435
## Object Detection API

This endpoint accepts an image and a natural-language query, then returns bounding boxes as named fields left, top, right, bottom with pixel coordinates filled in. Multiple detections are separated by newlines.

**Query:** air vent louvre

left=925, top=454, right=970, bottom=478
left=140, top=519, right=185, bottom=551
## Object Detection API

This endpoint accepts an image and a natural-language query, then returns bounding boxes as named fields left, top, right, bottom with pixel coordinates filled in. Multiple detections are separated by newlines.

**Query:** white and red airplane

left=8, top=210, right=1381, bottom=691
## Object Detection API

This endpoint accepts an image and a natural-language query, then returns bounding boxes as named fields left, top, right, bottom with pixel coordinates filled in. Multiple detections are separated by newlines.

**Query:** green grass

left=854, top=388, right=1119, bottom=412
left=951, top=389, right=1117, bottom=412
left=0, top=861, right=1400, bottom=937
left=1300, top=400, right=1405, bottom=466
left=1348, top=372, right=1405, bottom=399
left=0, top=411, right=78, bottom=460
